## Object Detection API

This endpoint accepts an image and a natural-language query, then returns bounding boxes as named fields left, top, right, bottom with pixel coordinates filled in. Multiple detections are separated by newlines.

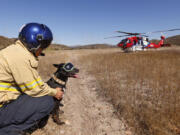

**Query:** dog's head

left=53, top=63, right=79, bottom=81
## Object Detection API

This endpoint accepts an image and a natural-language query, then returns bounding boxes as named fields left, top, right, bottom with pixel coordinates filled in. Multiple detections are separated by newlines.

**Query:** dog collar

left=52, top=74, right=66, bottom=86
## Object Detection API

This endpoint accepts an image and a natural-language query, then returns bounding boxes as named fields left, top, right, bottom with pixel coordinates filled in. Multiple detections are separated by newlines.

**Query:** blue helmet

left=18, top=23, right=53, bottom=51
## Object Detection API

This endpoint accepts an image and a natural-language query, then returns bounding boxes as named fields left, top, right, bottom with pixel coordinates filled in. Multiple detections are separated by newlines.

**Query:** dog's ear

left=53, top=64, right=59, bottom=68
left=59, top=63, right=65, bottom=67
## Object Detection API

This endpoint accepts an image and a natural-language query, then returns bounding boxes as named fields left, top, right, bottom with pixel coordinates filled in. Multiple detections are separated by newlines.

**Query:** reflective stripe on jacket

left=0, top=40, right=57, bottom=105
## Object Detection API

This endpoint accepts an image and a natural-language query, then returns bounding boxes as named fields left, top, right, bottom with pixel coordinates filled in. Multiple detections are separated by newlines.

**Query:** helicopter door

left=142, top=40, right=149, bottom=47
left=142, top=38, right=150, bottom=47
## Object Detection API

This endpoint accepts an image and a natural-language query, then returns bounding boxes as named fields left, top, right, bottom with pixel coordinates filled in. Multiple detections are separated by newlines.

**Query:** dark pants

left=0, top=94, right=54, bottom=135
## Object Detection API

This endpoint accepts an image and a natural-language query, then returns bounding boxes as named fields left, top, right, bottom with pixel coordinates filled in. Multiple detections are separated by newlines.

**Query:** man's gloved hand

left=54, top=87, right=64, bottom=100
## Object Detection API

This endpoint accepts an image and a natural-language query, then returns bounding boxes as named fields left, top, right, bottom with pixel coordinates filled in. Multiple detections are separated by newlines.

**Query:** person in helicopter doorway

left=141, top=37, right=150, bottom=48
left=0, top=23, right=64, bottom=135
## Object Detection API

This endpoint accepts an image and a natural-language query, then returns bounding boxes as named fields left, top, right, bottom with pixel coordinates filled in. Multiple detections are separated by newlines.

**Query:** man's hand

left=54, top=87, right=64, bottom=100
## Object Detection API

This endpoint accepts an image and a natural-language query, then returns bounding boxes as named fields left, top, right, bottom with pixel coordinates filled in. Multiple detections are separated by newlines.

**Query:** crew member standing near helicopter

left=0, top=23, right=63, bottom=135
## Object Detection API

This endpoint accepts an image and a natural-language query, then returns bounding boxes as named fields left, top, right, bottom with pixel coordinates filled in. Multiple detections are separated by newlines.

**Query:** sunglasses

left=62, top=63, right=74, bottom=72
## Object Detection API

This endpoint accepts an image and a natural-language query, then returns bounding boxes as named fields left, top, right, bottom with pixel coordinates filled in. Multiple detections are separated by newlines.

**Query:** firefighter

left=0, top=23, right=63, bottom=135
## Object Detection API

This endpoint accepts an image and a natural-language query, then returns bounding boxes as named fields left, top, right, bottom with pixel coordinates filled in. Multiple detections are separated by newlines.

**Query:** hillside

left=0, top=36, right=17, bottom=49
left=166, top=35, right=180, bottom=45
left=0, top=36, right=115, bottom=50
left=72, top=44, right=116, bottom=49
left=151, top=35, right=180, bottom=45
left=48, top=44, right=72, bottom=50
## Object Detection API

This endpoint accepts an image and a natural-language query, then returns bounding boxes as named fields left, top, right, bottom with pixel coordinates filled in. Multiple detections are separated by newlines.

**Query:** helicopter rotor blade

left=104, top=35, right=130, bottom=39
left=104, top=34, right=149, bottom=39
left=116, top=31, right=134, bottom=34
left=140, top=35, right=149, bottom=37
left=149, top=28, right=180, bottom=34
left=115, top=28, right=180, bottom=36
left=116, top=31, right=146, bottom=35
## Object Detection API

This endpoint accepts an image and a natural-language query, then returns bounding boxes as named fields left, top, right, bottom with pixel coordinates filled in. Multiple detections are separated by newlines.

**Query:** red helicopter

left=106, top=29, right=180, bottom=52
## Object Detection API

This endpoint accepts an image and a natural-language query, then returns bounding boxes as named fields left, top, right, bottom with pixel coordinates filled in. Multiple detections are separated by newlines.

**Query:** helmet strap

left=34, top=47, right=43, bottom=57
left=23, top=44, right=40, bottom=57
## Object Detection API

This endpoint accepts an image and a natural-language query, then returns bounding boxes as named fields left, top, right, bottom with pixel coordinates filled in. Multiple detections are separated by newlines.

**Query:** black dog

left=47, top=62, right=79, bottom=125
left=22, top=63, right=79, bottom=134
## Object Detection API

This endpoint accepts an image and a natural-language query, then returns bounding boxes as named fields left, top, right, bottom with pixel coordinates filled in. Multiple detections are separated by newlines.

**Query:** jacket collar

left=15, top=40, right=38, bottom=60
left=15, top=40, right=28, bottom=50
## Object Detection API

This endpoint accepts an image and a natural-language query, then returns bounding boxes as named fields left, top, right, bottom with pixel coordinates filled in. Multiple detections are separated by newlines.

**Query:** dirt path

left=33, top=49, right=132, bottom=135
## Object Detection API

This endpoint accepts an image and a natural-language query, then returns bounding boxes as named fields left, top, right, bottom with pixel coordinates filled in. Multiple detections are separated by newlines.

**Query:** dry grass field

left=79, top=48, right=180, bottom=135
left=33, top=47, right=180, bottom=135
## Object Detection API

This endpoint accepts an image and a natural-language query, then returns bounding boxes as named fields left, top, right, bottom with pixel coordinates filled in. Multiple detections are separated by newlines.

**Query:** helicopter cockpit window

left=121, top=39, right=127, bottom=44
left=127, top=39, right=131, bottom=43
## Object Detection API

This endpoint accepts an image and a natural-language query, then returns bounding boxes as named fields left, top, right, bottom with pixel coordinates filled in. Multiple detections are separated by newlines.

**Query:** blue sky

left=0, top=0, right=180, bottom=46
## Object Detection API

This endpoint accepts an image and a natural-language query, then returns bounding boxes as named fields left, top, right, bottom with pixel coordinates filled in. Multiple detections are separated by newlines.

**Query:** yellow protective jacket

left=0, top=40, right=57, bottom=106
